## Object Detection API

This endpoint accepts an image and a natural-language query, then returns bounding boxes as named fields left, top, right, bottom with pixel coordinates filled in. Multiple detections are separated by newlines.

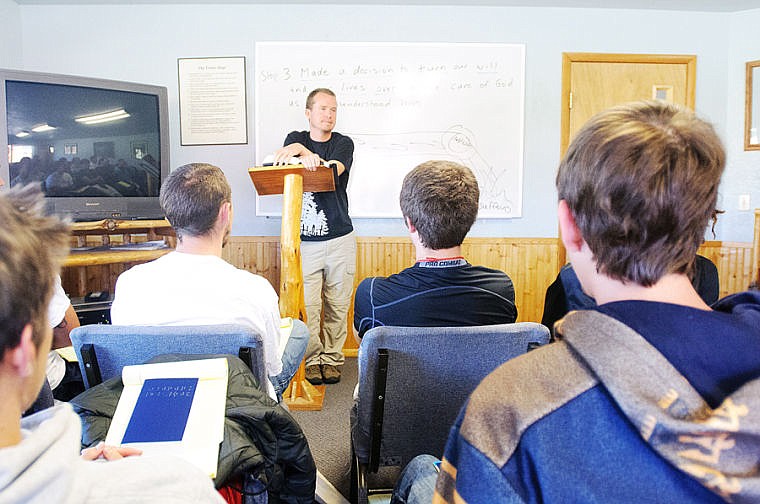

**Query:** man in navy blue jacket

left=353, top=160, right=517, bottom=339
left=395, top=101, right=760, bottom=504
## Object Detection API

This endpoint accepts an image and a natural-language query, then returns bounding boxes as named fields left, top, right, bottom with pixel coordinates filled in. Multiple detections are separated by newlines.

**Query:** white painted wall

left=723, top=8, right=760, bottom=242
left=12, top=4, right=746, bottom=241
left=0, top=0, right=21, bottom=68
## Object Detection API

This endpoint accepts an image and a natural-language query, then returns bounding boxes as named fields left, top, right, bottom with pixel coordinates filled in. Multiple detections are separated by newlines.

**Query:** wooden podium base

left=249, top=167, right=336, bottom=412
left=284, top=363, right=325, bottom=411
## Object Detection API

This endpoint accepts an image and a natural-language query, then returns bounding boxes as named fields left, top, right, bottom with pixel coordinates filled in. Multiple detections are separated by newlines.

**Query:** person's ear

left=558, top=200, right=584, bottom=253
left=8, top=324, right=36, bottom=377
left=218, top=201, right=232, bottom=226
left=404, top=216, right=416, bottom=233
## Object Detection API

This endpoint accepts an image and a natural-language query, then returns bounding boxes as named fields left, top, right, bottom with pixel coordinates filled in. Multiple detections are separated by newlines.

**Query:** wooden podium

left=248, top=164, right=335, bottom=411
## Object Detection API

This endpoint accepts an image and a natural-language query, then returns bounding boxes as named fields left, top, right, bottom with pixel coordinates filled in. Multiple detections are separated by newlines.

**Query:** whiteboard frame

left=254, top=41, right=525, bottom=219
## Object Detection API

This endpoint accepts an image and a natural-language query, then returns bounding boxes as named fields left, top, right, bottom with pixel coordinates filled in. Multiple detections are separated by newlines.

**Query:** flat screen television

left=1, top=68, right=169, bottom=221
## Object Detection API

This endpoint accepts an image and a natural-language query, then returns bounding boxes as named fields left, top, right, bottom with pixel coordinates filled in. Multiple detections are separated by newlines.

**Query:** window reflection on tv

left=6, top=80, right=162, bottom=199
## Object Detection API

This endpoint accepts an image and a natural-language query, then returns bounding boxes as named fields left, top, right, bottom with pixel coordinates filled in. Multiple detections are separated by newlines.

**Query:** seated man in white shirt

left=110, top=163, right=308, bottom=401
left=25, top=278, right=81, bottom=416
left=47, top=276, right=84, bottom=401
left=0, top=185, right=224, bottom=503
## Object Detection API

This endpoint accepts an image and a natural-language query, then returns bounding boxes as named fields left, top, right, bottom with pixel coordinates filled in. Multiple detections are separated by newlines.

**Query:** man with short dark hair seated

left=353, top=160, right=517, bottom=340
left=0, top=185, right=224, bottom=503
left=394, top=101, right=760, bottom=503
left=111, top=163, right=308, bottom=401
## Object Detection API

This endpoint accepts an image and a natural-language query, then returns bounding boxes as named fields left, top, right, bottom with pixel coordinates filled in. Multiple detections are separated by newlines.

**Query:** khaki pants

left=301, top=231, right=356, bottom=367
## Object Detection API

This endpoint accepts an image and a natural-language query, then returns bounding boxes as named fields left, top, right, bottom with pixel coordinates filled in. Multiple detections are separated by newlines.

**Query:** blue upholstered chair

left=69, top=323, right=267, bottom=391
left=349, top=322, right=551, bottom=503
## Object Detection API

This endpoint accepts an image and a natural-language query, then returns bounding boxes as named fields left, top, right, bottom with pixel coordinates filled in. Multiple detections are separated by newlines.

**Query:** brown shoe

left=321, top=364, right=341, bottom=384
left=305, top=364, right=323, bottom=385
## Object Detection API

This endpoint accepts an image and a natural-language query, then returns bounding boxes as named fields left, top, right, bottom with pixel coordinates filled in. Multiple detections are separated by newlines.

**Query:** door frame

left=556, top=53, right=697, bottom=268
left=560, top=52, right=697, bottom=157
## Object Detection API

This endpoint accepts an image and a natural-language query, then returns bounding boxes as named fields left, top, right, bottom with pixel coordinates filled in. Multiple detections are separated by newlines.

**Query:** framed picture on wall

left=131, top=141, right=147, bottom=159
left=178, top=56, right=248, bottom=145
left=64, top=143, right=77, bottom=155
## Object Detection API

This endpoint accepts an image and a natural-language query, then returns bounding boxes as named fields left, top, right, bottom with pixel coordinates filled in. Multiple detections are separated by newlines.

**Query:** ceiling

left=10, top=0, right=760, bottom=11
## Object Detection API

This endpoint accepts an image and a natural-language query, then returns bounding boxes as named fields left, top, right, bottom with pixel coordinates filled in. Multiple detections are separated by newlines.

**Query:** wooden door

left=560, top=53, right=696, bottom=156
left=556, top=53, right=696, bottom=267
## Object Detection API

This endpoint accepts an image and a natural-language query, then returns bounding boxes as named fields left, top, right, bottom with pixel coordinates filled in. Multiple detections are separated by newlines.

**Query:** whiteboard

left=254, top=42, right=525, bottom=218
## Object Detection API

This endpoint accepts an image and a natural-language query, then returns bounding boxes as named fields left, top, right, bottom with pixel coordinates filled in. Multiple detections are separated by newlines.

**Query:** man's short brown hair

left=557, top=100, right=725, bottom=286
left=0, top=185, right=70, bottom=357
left=400, top=160, right=479, bottom=250
left=306, top=88, right=336, bottom=110
left=160, top=163, right=231, bottom=241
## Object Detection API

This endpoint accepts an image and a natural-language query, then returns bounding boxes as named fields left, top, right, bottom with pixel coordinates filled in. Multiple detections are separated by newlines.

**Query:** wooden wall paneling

left=62, top=236, right=754, bottom=356
left=61, top=263, right=127, bottom=298
left=462, top=238, right=559, bottom=324
left=222, top=236, right=561, bottom=354
left=697, top=241, right=754, bottom=297
left=344, top=238, right=415, bottom=356
left=222, top=236, right=281, bottom=292
left=525, top=239, right=560, bottom=322
left=61, top=267, right=84, bottom=297
left=106, top=264, right=124, bottom=294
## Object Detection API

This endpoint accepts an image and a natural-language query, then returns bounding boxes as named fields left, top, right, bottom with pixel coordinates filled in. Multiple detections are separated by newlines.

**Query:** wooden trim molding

left=745, top=60, right=760, bottom=151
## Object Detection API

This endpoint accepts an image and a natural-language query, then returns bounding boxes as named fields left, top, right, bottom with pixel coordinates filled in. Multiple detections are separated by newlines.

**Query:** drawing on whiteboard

left=348, top=125, right=512, bottom=211
left=441, top=126, right=509, bottom=203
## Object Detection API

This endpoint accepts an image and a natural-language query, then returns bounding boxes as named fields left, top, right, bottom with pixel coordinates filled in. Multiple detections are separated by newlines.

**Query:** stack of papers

left=261, top=154, right=302, bottom=166
left=108, top=240, right=169, bottom=251
left=105, top=358, right=228, bottom=478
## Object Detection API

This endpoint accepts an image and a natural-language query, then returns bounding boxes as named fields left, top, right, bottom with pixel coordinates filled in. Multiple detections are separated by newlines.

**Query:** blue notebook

left=122, top=377, right=198, bottom=443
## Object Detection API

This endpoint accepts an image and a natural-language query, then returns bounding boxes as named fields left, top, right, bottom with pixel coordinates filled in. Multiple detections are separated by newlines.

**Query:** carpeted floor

left=290, top=358, right=358, bottom=500
left=291, top=358, right=398, bottom=502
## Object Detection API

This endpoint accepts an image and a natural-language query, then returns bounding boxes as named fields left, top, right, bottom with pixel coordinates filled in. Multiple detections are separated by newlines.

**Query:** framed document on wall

left=178, top=56, right=248, bottom=146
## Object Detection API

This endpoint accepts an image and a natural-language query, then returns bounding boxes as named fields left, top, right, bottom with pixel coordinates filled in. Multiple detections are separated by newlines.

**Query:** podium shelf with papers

left=248, top=164, right=335, bottom=195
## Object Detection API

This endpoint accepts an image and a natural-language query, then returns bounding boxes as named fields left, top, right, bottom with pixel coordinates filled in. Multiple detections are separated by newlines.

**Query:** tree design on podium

left=301, top=192, right=328, bottom=237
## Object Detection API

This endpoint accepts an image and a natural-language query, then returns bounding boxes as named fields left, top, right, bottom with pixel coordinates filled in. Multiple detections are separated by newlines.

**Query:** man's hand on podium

left=297, top=153, right=323, bottom=171
left=272, top=143, right=328, bottom=171
left=272, top=143, right=305, bottom=165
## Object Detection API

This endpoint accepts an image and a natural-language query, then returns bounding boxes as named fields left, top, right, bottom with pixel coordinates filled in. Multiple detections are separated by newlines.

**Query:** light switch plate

left=739, top=194, right=751, bottom=211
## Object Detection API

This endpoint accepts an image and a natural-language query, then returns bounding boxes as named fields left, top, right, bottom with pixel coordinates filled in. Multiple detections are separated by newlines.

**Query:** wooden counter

left=62, top=219, right=175, bottom=295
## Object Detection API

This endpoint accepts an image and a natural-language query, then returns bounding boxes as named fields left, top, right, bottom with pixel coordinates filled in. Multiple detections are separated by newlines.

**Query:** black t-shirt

left=353, top=258, right=518, bottom=338
left=283, top=130, right=354, bottom=241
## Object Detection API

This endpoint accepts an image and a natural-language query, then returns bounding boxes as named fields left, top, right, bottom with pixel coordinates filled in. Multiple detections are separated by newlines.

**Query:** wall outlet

left=739, top=194, right=751, bottom=211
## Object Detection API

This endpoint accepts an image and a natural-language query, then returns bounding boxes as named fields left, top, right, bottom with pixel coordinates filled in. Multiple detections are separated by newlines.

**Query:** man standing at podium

left=273, top=88, right=355, bottom=385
